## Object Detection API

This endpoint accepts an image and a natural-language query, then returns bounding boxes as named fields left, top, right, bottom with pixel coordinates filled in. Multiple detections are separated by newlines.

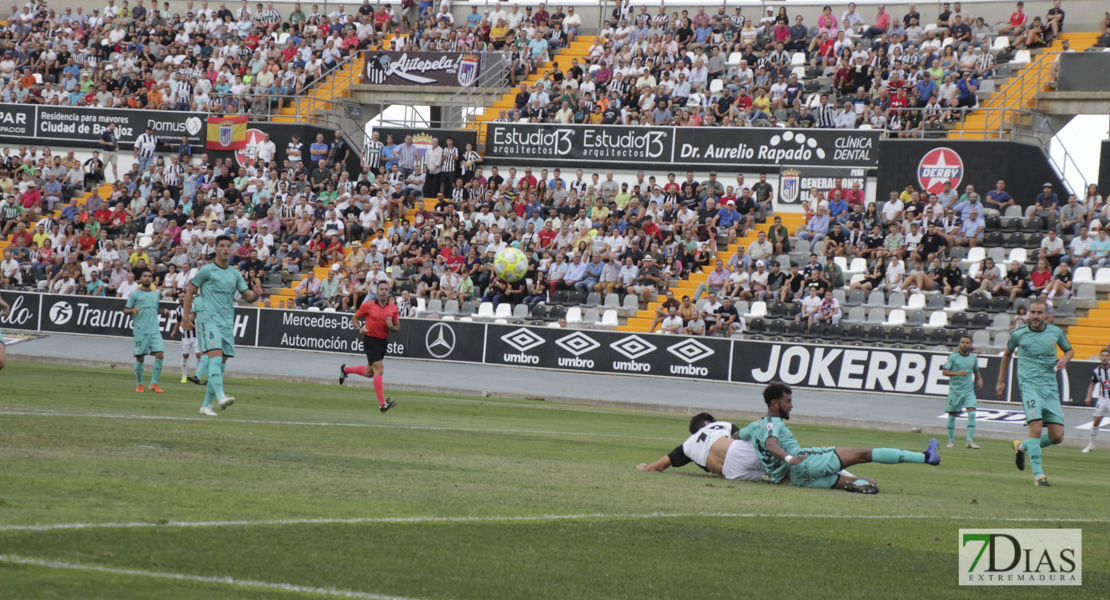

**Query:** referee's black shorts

left=363, top=335, right=388, bottom=364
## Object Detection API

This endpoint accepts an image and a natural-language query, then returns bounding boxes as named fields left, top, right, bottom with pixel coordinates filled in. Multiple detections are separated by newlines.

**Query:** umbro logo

left=501, top=328, right=544, bottom=353
left=611, top=335, right=656, bottom=360
left=555, top=332, right=599, bottom=356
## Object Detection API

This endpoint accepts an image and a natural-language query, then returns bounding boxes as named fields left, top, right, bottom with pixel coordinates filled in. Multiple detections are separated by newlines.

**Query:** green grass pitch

left=0, top=362, right=1108, bottom=599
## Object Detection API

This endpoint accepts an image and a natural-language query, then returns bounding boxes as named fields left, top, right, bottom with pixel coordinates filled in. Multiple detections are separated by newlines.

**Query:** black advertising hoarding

left=362, top=51, right=481, bottom=87
left=35, top=107, right=207, bottom=147
left=6, top=291, right=1098, bottom=407
left=483, top=124, right=878, bottom=169
left=35, top=293, right=257, bottom=346
left=0, top=104, right=37, bottom=138
left=255, top=307, right=483, bottom=363
left=485, top=326, right=731, bottom=381
left=672, top=127, right=879, bottom=168
left=730, top=341, right=1010, bottom=401
left=876, top=140, right=1069, bottom=203
left=777, top=166, right=867, bottom=205
left=0, top=290, right=40, bottom=332
left=484, top=123, right=673, bottom=162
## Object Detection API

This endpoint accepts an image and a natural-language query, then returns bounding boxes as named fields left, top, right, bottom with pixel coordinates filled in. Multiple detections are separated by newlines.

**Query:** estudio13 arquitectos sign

left=483, top=123, right=879, bottom=168
left=362, top=51, right=480, bottom=87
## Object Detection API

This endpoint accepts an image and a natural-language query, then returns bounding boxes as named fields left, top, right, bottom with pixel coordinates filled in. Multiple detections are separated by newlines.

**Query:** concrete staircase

left=470, top=36, right=597, bottom=140
left=618, top=213, right=807, bottom=332
left=273, top=35, right=403, bottom=124
left=949, top=32, right=1101, bottom=139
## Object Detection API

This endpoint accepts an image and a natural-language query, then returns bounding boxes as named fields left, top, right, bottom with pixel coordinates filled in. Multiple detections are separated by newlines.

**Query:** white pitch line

left=0, top=555, right=416, bottom=600
left=0, top=409, right=672, bottom=441
left=3, top=511, right=1108, bottom=533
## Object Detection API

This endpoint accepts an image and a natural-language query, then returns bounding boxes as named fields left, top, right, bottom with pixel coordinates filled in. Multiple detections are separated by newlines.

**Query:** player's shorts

left=181, top=337, right=199, bottom=356
left=196, top=320, right=235, bottom=357
left=1022, top=390, right=1064, bottom=426
left=945, top=392, right=977, bottom=413
left=363, top=335, right=388, bottom=364
left=789, top=446, right=843, bottom=489
left=721, top=439, right=765, bottom=482
left=1093, top=398, right=1110, bottom=419
left=133, top=333, right=164, bottom=357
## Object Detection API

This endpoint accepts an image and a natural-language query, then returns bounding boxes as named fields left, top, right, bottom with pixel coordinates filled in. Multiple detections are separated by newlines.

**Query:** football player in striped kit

left=172, top=291, right=201, bottom=384
left=1083, top=349, right=1110, bottom=453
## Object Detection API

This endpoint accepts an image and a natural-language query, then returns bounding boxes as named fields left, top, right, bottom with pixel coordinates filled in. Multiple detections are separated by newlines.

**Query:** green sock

left=202, top=365, right=222, bottom=408
left=151, top=358, right=163, bottom=385
left=211, top=361, right=225, bottom=400
left=195, top=355, right=209, bottom=380
left=966, top=412, right=976, bottom=441
left=947, top=415, right=956, bottom=442
left=1027, top=437, right=1044, bottom=477
left=872, top=448, right=925, bottom=464
left=1039, top=431, right=1053, bottom=448
left=134, top=360, right=144, bottom=386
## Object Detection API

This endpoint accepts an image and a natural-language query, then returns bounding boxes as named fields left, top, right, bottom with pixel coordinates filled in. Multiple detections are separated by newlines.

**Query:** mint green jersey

left=943, top=351, right=979, bottom=399
left=1008, top=324, right=1071, bottom=401
left=739, top=416, right=801, bottom=484
left=190, top=262, right=247, bottom=328
left=125, top=286, right=163, bottom=337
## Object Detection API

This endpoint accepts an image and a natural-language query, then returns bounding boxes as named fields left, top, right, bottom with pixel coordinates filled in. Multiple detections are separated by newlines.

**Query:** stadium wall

left=0, top=289, right=1096, bottom=407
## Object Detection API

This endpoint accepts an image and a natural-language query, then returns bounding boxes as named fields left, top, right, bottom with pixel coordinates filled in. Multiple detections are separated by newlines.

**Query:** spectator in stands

left=1032, top=183, right=1060, bottom=220
left=1000, top=260, right=1029, bottom=305
left=984, top=180, right=1014, bottom=217
left=797, top=206, right=829, bottom=252
left=1068, top=225, right=1094, bottom=266
left=1090, top=226, right=1110, bottom=267
left=1060, top=194, right=1087, bottom=235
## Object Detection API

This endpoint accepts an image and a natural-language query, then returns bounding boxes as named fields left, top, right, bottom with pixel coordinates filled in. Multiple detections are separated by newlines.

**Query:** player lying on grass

left=636, top=412, right=869, bottom=486
left=636, top=412, right=767, bottom=482
left=738, top=382, right=941, bottom=494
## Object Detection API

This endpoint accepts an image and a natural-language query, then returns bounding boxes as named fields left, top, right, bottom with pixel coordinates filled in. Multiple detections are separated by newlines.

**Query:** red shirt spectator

left=19, top=187, right=40, bottom=210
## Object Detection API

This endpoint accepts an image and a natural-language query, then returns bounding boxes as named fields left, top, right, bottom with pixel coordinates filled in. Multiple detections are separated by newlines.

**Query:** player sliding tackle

left=740, top=382, right=941, bottom=494
left=996, top=299, right=1073, bottom=486
left=181, top=236, right=264, bottom=417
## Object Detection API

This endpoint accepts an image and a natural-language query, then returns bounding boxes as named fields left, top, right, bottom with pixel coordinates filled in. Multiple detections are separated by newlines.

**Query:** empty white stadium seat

left=882, top=309, right=906, bottom=326
left=1073, top=267, right=1094, bottom=285
left=924, top=311, right=949, bottom=329
left=565, top=307, right=582, bottom=324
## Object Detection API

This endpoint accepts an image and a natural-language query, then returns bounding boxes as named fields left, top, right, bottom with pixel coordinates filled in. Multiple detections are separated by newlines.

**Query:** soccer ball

left=493, top=247, right=529, bottom=282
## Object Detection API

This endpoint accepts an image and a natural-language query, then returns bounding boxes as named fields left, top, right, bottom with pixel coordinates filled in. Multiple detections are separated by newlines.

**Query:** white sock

left=1091, top=428, right=1099, bottom=445
left=1048, top=289, right=1056, bottom=299
left=181, top=356, right=189, bottom=376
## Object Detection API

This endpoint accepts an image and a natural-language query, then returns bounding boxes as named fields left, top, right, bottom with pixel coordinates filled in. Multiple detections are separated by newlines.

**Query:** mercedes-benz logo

left=425, top=322, right=456, bottom=358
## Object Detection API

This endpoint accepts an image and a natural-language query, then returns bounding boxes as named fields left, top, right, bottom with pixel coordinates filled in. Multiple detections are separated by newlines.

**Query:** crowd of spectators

left=2, top=124, right=1104, bottom=341
left=0, top=0, right=468, bottom=115
left=492, top=0, right=1073, bottom=136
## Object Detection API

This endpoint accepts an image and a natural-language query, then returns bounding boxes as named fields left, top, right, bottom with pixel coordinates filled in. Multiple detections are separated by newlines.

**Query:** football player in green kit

left=739, top=382, right=941, bottom=494
left=941, top=336, right=984, bottom=449
left=996, top=299, right=1074, bottom=486
left=123, top=269, right=171, bottom=393
left=181, top=236, right=263, bottom=416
